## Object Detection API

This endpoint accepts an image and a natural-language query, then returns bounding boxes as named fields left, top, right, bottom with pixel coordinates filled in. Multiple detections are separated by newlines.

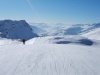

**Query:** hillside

left=30, top=23, right=100, bottom=39
left=0, top=20, right=38, bottom=40
left=82, top=28, right=100, bottom=40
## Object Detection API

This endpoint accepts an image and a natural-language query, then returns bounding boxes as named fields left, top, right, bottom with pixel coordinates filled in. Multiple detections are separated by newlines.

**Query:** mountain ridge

left=30, top=23, right=100, bottom=40
left=0, top=20, right=38, bottom=40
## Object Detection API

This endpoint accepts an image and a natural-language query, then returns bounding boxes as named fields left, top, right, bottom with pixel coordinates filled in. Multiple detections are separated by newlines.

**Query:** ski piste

left=0, top=36, right=100, bottom=75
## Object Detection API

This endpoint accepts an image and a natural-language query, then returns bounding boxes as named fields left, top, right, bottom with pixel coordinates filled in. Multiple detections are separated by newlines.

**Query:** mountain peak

left=0, top=20, right=38, bottom=40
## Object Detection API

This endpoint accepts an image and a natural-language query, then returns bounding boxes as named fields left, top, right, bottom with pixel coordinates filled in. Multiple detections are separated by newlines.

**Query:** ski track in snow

left=0, top=44, right=100, bottom=75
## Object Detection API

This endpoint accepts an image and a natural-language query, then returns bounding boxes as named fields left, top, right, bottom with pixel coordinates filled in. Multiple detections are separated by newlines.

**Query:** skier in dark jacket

left=22, top=39, right=26, bottom=44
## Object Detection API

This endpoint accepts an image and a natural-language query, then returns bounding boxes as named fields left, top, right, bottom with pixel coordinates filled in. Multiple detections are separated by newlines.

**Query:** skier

left=22, top=39, right=26, bottom=44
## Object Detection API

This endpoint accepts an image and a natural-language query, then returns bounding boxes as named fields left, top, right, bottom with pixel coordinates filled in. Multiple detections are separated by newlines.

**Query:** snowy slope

left=82, top=28, right=100, bottom=40
left=0, top=36, right=100, bottom=75
left=0, top=38, right=21, bottom=46
left=27, top=36, right=94, bottom=46
left=0, top=20, right=38, bottom=40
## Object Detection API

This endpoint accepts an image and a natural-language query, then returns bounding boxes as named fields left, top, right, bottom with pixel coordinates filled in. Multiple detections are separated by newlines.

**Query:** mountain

left=30, top=25, right=48, bottom=36
left=30, top=23, right=100, bottom=40
left=82, top=28, right=100, bottom=40
left=0, top=20, right=38, bottom=40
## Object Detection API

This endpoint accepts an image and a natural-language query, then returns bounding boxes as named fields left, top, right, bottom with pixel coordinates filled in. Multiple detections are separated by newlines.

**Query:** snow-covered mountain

left=0, top=20, right=38, bottom=40
left=82, top=28, right=100, bottom=40
left=30, top=25, right=48, bottom=36
left=30, top=23, right=100, bottom=40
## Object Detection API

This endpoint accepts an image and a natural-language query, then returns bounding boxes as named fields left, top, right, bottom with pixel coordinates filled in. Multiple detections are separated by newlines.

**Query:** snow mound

left=0, top=38, right=21, bottom=46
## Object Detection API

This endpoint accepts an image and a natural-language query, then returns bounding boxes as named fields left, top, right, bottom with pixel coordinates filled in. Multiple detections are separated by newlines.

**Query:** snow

left=30, top=23, right=100, bottom=38
left=28, top=36, right=94, bottom=46
left=0, top=36, right=100, bottom=75
left=82, top=28, right=100, bottom=40
left=30, top=22, right=100, bottom=41
left=0, top=21, right=100, bottom=75
left=0, top=20, right=38, bottom=40
left=0, top=38, right=21, bottom=46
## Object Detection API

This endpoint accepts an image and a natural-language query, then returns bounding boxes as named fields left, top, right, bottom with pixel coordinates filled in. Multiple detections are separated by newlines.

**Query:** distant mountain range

left=30, top=23, right=100, bottom=40
left=0, top=20, right=38, bottom=40
left=0, top=20, right=100, bottom=41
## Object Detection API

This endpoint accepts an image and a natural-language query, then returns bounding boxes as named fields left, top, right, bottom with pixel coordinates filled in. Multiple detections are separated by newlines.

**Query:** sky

left=0, top=0, right=100, bottom=24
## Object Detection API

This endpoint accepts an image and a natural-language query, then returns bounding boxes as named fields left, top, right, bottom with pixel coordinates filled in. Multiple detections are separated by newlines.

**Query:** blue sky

left=0, top=0, right=100, bottom=24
